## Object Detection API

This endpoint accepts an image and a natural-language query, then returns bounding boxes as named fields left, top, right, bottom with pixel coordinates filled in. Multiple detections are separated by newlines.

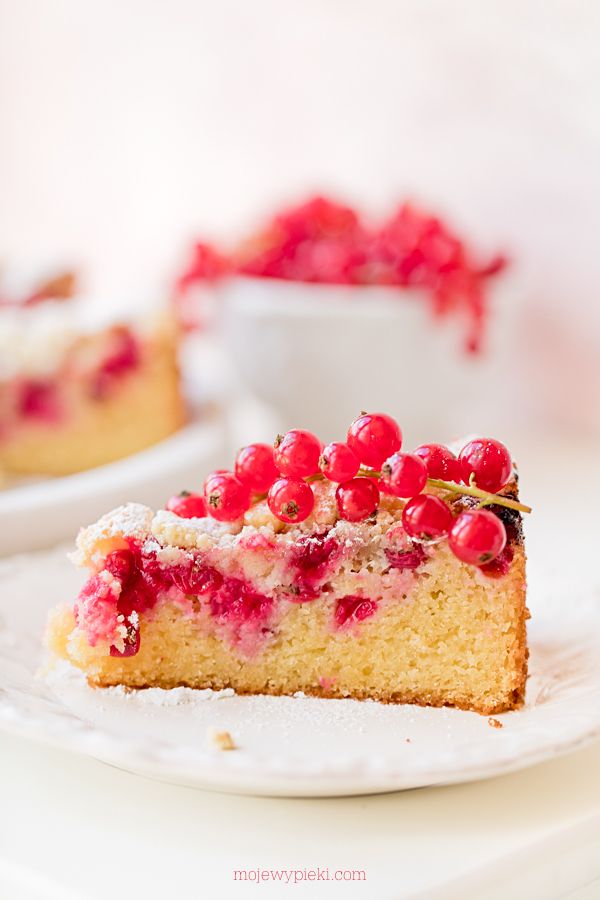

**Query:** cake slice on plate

left=46, top=415, right=529, bottom=714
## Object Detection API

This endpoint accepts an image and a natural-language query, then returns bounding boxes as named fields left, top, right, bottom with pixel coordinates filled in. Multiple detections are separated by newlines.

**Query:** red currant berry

left=267, top=477, right=315, bottom=523
left=203, top=469, right=228, bottom=492
left=381, top=452, right=427, bottom=498
left=448, top=509, right=507, bottom=565
left=458, top=438, right=512, bottom=493
left=166, top=491, right=207, bottom=519
left=234, top=443, right=278, bottom=492
left=402, top=494, right=452, bottom=541
left=413, top=443, right=461, bottom=482
left=273, top=429, right=322, bottom=478
left=336, top=478, right=380, bottom=522
left=319, top=441, right=360, bottom=483
left=204, top=472, right=251, bottom=522
left=347, top=413, right=402, bottom=468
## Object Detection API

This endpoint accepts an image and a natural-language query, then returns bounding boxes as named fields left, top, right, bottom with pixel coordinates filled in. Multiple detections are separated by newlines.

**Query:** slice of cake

left=46, top=416, right=529, bottom=714
left=0, top=273, right=185, bottom=476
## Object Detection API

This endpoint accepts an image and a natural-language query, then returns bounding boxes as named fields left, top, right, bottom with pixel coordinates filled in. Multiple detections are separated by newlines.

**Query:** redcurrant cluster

left=175, top=196, right=506, bottom=352
left=166, top=413, right=531, bottom=569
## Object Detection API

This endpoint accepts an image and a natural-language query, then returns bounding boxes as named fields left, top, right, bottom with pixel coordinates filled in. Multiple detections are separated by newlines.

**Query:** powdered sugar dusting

left=105, top=684, right=236, bottom=705
left=74, top=503, right=154, bottom=565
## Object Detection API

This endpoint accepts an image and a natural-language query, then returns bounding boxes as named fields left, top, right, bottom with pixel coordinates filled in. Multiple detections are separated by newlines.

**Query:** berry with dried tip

left=235, top=443, right=279, bottom=492
left=205, top=472, right=251, bottom=522
left=268, top=477, right=315, bottom=523
left=413, top=443, right=461, bottom=482
left=273, top=429, right=322, bottom=478
left=336, top=478, right=380, bottom=522
left=458, top=438, right=512, bottom=493
left=347, top=412, right=402, bottom=468
left=166, top=491, right=207, bottom=519
left=381, top=452, right=427, bottom=498
left=402, top=494, right=453, bottom=541
left=319, top=441, right=360, bottom=483
left=448, top=509, right=507, bottom=565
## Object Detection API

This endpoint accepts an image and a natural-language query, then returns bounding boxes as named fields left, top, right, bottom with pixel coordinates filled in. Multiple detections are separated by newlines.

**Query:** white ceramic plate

left=1, top=547, right=599, bottom=797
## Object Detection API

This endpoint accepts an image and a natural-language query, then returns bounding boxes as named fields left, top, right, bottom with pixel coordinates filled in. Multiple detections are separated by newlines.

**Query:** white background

left=1, top=7, right=600, bottom=896
left=1, top=1, right=599, bottom=433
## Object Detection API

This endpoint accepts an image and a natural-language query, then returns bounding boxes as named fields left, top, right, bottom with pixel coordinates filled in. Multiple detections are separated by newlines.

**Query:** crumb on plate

left=208, top=727, right=237, bottom=750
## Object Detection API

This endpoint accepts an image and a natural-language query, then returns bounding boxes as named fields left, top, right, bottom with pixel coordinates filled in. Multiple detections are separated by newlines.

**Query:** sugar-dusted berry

left=336, top=478, right=380, bottom=522
left=413, top=443, right=461, bottom=482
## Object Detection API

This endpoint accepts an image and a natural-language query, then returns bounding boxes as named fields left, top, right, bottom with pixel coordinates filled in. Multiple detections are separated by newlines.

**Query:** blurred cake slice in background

left=0, top=268, right=185, bottom=477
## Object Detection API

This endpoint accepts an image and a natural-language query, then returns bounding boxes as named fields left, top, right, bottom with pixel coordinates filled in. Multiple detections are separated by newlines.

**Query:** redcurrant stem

left=255, top=471, right=531, bottom=515
left=355, top=468, right=531, bottom=514
left=425, top=478, right=532, bottom=514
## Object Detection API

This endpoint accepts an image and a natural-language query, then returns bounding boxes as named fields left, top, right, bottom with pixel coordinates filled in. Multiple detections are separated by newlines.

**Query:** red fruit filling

left=209, top=576, right=272, bottom=624
left=385, top=545, right=427, bottom=571
left=17, top=379, right=62, bottom=422
left=74, top=573, right=121, bottom=647
left=76, top=544, right=275, bottom=654
left=334, top=595, right=378, bottom=628
left=290, top=531, right=340, bottom=598
left=91, top=329, right=140, bottom=399
left=479, top=545, right=514, bottom=579
left=110, top=617, right=140, bottom=657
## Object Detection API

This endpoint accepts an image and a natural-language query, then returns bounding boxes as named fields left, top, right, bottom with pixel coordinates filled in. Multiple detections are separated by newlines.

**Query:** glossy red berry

left=381, top=452, right=427, bottom=498
left=458, top=438, right=512, bottom=493
left=413, top=443, right=461, bottom=482
left=234, top=443, right=278, bottom=492
left=273, top=429, right=322, bottom=478
left=336, top=478, right=380, bottom=522
left=166, top=491, right=207, bottom=519
left=203, top=469, right=228, bottom=492
left=448, top=509, right=507, bottom=565
left=347, top=413, right=402, bottom=468
left=402, top=494, right=452, bottom=541
left=268, top=477, right=315, bottom=523
left=205, top=472, right=251, bottom=522
left=319, top=441, right=360, bottom=483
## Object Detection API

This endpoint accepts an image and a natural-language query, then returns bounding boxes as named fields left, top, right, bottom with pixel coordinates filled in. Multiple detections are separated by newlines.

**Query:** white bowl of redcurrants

left=178, top=196, right=518, bottom=444
left=219, top=275, right=519, bottom=444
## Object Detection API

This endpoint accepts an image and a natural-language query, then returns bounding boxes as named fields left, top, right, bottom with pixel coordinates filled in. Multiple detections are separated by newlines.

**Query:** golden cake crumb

left=208, top=728, right=237, bottom=751
left=488, top=717, right=503, bottom=729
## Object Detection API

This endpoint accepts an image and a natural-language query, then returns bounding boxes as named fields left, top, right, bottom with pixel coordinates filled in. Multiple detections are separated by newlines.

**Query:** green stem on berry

left=425, top=478, right=532, bottom=514
left=355, top=467, right=531, bottom=514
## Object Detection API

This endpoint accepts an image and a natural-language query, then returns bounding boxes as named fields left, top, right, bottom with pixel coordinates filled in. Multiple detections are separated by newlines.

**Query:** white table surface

left=1, top=733, right=599, bottom=900
left=1, top=433, right=599, bottom=900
